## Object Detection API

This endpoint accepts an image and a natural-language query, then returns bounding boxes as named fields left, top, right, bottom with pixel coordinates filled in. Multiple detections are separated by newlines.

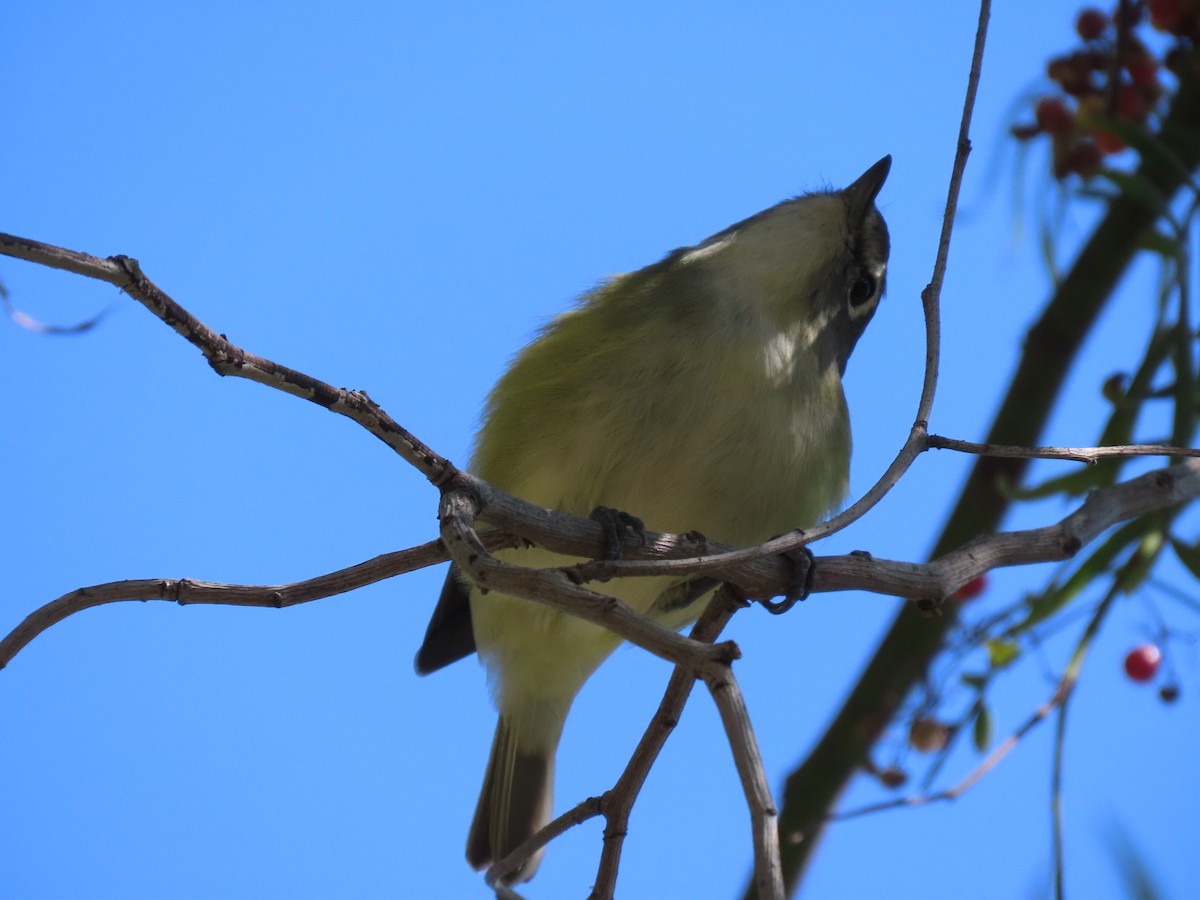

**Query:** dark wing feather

left=414, top=565, right=476, bottom=674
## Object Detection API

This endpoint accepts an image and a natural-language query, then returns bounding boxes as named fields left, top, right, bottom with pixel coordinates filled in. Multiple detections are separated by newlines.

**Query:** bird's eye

left=848, top=274, right=877, bottom=307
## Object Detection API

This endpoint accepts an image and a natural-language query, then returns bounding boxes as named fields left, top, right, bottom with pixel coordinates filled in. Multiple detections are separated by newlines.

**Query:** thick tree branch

left=772, top=46, right=1200, bottom=896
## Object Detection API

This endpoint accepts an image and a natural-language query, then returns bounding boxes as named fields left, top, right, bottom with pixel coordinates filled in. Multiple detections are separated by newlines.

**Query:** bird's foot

left=588, top=506, right=647, bottom=560
left=760, top=546, right=815, bottom=615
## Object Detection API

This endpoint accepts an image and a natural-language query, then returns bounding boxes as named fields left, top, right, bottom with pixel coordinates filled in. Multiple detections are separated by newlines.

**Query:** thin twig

left=1051, top=701, right=1068, bottom=900
left=590, top=588, right=745, bottom=899
left=928, top=434, right=1200, bottom=463
left=437, top=489, right=737, bottom=672
left=0, top=278, right=115, bottom=334
left=485, top=796, right=605, bottom=891
left=0, top=532, right=523, bottom=670
left=828, top=583, right=1120, bottom=828
left=0, top=233, right=454, bottom=487
left=483, top=590, right=745, bottom=895
left=706, top=658, right=785, bottom=900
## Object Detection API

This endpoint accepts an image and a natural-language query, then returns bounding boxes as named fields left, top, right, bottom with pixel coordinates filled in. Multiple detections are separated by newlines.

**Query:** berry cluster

left=1012, top=4, right=1195, bottom=179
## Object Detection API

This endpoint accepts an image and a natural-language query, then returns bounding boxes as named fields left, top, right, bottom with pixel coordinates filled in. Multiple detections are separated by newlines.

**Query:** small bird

left=416, top=157, right=891, bottom=883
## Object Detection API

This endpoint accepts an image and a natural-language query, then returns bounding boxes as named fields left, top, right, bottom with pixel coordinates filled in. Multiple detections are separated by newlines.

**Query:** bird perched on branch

left=416, top=156, right=892, bottom=883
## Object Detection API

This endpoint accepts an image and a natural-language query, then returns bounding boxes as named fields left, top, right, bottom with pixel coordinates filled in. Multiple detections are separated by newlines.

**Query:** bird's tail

left=466, top=710, right=565, bottom=884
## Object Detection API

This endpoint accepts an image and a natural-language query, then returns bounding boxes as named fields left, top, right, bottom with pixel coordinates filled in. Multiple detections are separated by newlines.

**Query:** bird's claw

left=589, top=506, right=647, bottom=560
left=760, top=546, right=815, bottom=615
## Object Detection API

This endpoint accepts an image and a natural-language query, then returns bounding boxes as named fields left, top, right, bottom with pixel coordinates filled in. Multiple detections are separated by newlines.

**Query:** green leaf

left=1095, top=168, right=1172, bottom=224
left=1020, top=518, right=1156, bottom=630
left=1138, top=228, right=1183, bottom=259
left=1168, top=321, right=1198, bottom=450
left=972, top=704, right=993, bottom=753
left=985, top=639, right=1020, bottom=670
left=1116, top=526, right=1165, bottom=594
left=1006, top=466, right=1113, bottom=501
left=960, top=672, right=989, bottom=690
left=1169, top=537, right=1200, bottom=580
left=1093, top=325, right=1174, bottom=444
left=1109, top=115, right=1200, bottom=191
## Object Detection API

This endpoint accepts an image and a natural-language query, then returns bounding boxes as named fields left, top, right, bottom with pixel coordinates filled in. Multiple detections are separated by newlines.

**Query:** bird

left=415, top=156, right=891, bottom=883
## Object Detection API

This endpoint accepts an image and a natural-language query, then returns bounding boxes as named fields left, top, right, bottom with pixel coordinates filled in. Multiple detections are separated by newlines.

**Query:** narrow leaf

left=973, top=704, right=993, bottom=753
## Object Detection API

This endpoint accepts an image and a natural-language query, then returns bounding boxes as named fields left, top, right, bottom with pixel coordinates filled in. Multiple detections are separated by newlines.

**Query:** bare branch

left=705, top=654, right=784, bottom=900
left=928, top=434, right=1200, bottom=463
left=0, top=531, right=521, bottom=670
left=590, top=589, right=744, bottom=898
left=0, top=232, right=454, bottom=487
left=5, top=459, right=1195, bottom=669
left=0, top=275, right=115, bottom=334
left=571, top=459, right=1200, bottom=603
left=486, top=590, right=746, bottom=896
left=17, top=227, right=1188, bottom=661
left=485, top=796, right=605, bottom=893
left=437, top=488, right=738, bottom=672
left=483, top=585, right=787, bottom=899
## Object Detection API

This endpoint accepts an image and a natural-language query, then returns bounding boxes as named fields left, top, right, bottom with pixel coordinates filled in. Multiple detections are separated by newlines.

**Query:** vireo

left=416, top=157, right=891, bottom=883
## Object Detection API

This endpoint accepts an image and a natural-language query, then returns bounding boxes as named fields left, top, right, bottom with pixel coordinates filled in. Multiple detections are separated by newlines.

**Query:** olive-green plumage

left=416, top=157, right=891, bottom=883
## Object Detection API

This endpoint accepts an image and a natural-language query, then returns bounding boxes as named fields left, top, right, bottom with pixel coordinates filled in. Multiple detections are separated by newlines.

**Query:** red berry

left=1036, top=97, right=1074, bottom=135
left=1056, top=140, right=1102, bottom=180
left=1076, top=8, right=1109, bottom=40
left=1123, top=644, right=1162, bottom=682
left=952, top=574, right=988, bottom=604
left=1117, top=85, right=1147, bottom=122
left=1094, top=129, right=1126, bottom=154
left=1126, top=56, right=1160, bottom=89
left=1149, top=0, right=1183, bottom=32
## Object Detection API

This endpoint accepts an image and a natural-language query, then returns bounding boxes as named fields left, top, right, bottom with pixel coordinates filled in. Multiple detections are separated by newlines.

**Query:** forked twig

left=829, top=583, right=1120, bottom=826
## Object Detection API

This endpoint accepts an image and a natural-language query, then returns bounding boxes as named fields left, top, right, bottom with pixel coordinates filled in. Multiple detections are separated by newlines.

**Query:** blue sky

left=4, top=3, right=1198, bottom=898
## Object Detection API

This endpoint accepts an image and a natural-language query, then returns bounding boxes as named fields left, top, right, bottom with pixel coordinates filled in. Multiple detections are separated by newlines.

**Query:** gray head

left=673, top=156, right=891, bottom=376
